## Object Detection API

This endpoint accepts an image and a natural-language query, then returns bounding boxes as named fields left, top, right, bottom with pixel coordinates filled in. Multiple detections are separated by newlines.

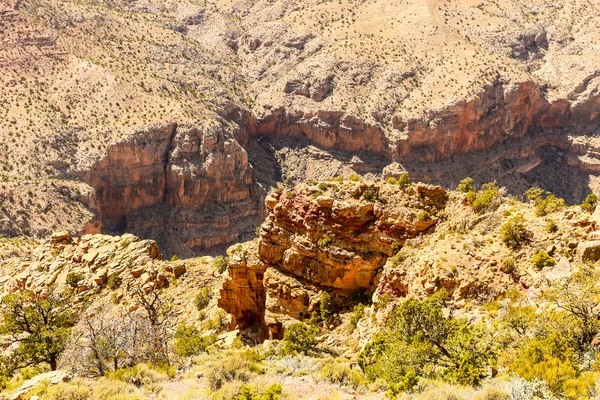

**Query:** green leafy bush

left=107, top=274, right=122, bottom=290
left=282, top=323, right=318, bottom=355
left=456, top=177, right=474, bottom=193
left=66, top=272, right=85, bottom=288
left=349, top=303, right=365, bottom=329
left=532, top=250, right=555, bottom=270
left=195, top=287, right=212, bottom=311
left=501, top=258, right=515, bottom=274
left=417, top=210, right=431, bottom=221
left=214, top=256, right=229, bottom=274
left=320, top=291, right=332, bottom=321
left=472, top=182, right=499, bottom=213
left=535, top=194, right=565, bottom=216
left=397, top=172, right=411, bottom=188
left=581, top=193, right=598, bottom=212
left=500, top=215, right=528, bottom=249
left=546, top=219, right=558, bottom=233
left=173, top=325, right=215, bottom=357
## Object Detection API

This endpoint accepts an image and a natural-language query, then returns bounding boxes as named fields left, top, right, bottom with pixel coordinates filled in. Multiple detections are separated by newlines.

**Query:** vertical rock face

left=219, top=180, right=448, bottom=339
left=86, top=122, right=264, bottom=257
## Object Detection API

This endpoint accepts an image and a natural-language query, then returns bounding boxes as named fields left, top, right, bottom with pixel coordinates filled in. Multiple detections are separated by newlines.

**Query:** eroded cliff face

left=86, top=122, right=264, bottom=257
left=219, top=180, right=448, bottom=339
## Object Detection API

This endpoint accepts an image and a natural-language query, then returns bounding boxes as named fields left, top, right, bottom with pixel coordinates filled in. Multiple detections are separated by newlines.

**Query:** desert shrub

left=465, top=190, right=477, bottom=203
left=359, top=291, right=493, bottom=392
left=170, top=255, right=179, bottom=261
left=500, top=215, right=528, bottom=249
left=386, top=176, right=398, bottom=185
left=66, top=272, right=84, bottom=288
left=525, top=187, right=544, bottom=202
left=107, top=274, right=122, bottom=290
left=237, top=383, right=283, bottom=400
left=456, top=177, right=474, bottom=193
left=361, top=186, right=378, bottom=202
left=348, top=174, right=361, bottom=182
left=535, top=194, right=565, bottom=216
left=195, top=287, right=212, bottom=311
left=472, top=182, right=499, bottom=213
left=44, top=379, right=91, bottom=400
left=206, top=357, right=249, bottom=390
left=91, top=378, right=143, bottom=400
left=317, top=358, right=365, bottom=389
left=417, top=210, right=431, bottom=221
left=531, top=250, right=555, bottom=270
left=106, top=363, right=172, bottom=386
left=317, top=233, right=334, bottom=248
left=397, top=172, right=411, bottom=188
left=173, top=325, right=216, bottom=357
left=472, top=385, right=510, bottom=400
left=282, top=323, right=318, bottom=355
left=320, top=291, right=332, bottom=321
left=349, top=303, right=365, bottom=329
left=581, top=193, right=598, bottom=212
left=214, top=256, right=229, bottom=274
left=501, top=257, right=515, bottom=274
left=546, top=219, right=558, bottom=233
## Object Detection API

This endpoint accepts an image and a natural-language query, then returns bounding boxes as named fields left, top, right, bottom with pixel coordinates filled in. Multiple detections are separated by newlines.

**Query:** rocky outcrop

left=0, top=231, right=182, bottom=298
left=86, top=121, right=264, bottom=257
left=219, top=179, right=448, bottom=339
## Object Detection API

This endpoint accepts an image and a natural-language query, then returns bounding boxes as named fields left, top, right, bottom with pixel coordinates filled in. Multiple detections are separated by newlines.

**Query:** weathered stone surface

left=577, top=240, right=600, bottom=262
left=219, top=180, right=447, bottom=339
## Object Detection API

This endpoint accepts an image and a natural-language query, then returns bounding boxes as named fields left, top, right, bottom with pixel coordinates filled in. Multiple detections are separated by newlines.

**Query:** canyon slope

left=2, top=0, right=600, bottom=255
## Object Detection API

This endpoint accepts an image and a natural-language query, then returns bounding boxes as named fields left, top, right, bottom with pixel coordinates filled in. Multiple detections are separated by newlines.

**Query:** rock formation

left=219, top=179, right=448, bottom=339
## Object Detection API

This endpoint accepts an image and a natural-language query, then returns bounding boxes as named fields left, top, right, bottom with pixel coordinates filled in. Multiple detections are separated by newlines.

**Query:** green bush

left=500, top=215, right=528, bottom=249
left=472, top=182, right=499, bottom=213
left=282, top=323, right=318, bottom=355
left=170, top=254, right=179, bottom=261
left=66, top=272, right=85, bottom=288
left=349, top=303, right=365, bottom=329
left=206, top=356, right=249, bottom=390
left=173, top=325, right=215, bottom=357
left=107, top=274, right=122, bottom=290
left=195, top=287, right=212, bottom=311
left=456, top=177, right=474, bottom=193
left=214, top=256, right=229, bottom=274
left=535, top=194, right=565, bottom=216
left=465, top=190, right=477, bottom=203
left=532, top=250, right=555, bottom=270
left=398, top=173, right=411, bottom=188
left=349, top=174, right=361, bottom=182
left=525, top=187, right=544, bottom=202
left=581, top=193, right=598, bottom=212
left=546, top=219, right=558, bottom=233
left=417, top=210, right=431, bottom=221
left=320, top=291, right=332, bottom=321
left=501, top=258, right=515, bottom=274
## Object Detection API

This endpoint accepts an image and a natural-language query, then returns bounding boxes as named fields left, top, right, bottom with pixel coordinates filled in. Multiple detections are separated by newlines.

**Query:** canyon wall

left=85, top=122, right=264, bottom=257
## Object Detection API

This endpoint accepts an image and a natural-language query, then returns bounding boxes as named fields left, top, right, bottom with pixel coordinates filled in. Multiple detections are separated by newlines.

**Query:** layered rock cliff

left=85, top=121, right=264, bottom=257
left=219, top=179, right=448, bottom=339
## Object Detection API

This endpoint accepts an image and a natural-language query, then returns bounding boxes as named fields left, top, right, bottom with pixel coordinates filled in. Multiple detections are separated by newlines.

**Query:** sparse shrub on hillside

left=195, top=287, right=212, bottom=311
left=501, top=258, right=515, bottom=274
left=173, top=325, right=215, bottom=357
left=107, top=274, right=122, bottom=290
left=535, top=193, right=565, bottom=216
left=359, top=290, right=492, bottom=392
left=317, top=358, right=365, bottom=389
left=531, top=250, right=555, bottom=270
left=348, top=174, right=361, bottom=182
left=386, top=176, right=398, bottom=185
left=170, top=254, right=179, bottom=261
left=349, top=303, right=365, bottom=329
left=581, top=193, right=598, bottom=212
left=361, top=186, right=378, bottom=202
left=282, top=323, right=318, bottom=355
left=465, top=190, right=477, bottom=203
left=500, top=215, right=528, bottom=249
left=214, top=256, right=229, bottom=274
left=317, top=233, right=335, bottom=248
left=0, top=289, right=73, bottom=372
left=472, top=182, right=499, bottom=213
left=398, top=172, right=411, bottom=188
left=320, top=291, right=333, bottom=321
left=457, top=177, right=474, bottom=193
left=417, top=210, right=431, bottom=221
left=66, top=272, right=85, bottom=288
left=525, top=187, right=544, bottom=203
left=206, top=356, right=250, bottom=390
left=546, top=219, right=558, bottom=233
